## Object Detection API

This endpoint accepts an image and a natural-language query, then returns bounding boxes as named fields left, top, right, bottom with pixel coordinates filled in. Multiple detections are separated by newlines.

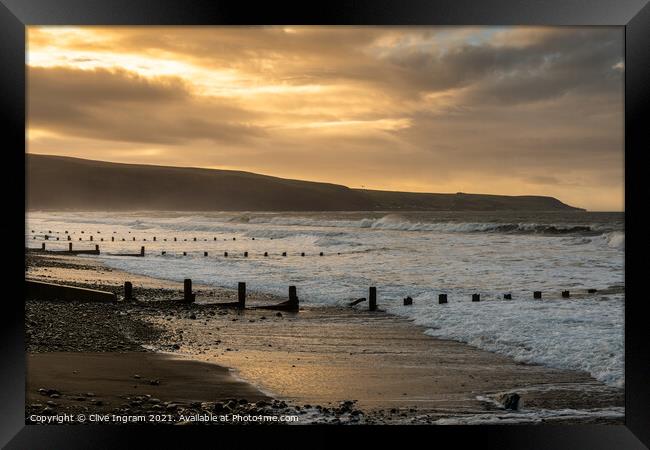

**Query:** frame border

left=2, top=0, right=648, bottom=447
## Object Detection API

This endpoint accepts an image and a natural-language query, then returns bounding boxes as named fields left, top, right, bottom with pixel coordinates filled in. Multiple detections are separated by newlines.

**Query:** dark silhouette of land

left=26, top=154, right=584, bottom=211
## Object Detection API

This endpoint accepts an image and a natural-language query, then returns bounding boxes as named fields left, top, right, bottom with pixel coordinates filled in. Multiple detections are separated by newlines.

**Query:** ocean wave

left=239, top=214, right=610, bottom=236
left=604, top=231, right=624, bottom=249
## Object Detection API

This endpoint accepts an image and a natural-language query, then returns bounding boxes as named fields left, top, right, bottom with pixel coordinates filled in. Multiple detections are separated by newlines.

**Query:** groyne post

left=140, top=246, right=145, bottom=257
left=124, top=281, right=133, bottom=301
left=438, top=294, right=448, bottom=304
left=534, top=291, right=542, bottom=299
left=472, top=293, right=480, bottom=302
left=289, top=285, right=299, bottom=310
left=184, top=279, right=194, bottom=303
left=369, top=287, right=377, bottom=311
left=562, top=290, right=570, bottom=298
left=238, top=282, right=246, bottom=308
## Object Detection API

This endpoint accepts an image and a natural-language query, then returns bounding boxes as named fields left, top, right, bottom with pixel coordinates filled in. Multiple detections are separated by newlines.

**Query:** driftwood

left=348, top=298, right=367, bottom=306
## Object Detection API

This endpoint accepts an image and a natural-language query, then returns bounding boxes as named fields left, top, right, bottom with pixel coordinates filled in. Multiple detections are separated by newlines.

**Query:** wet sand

left=27, top=352, right=269, bottom=410
left=25, top=252, right=624, bottom=424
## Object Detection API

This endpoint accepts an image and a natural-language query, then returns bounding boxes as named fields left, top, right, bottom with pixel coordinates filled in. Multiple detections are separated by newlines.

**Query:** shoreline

left=25, top=253, right=624, bottom=424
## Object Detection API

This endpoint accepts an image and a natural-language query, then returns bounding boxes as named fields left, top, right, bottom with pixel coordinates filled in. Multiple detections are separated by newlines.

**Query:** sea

left=26, top=210, right=625, bottom=388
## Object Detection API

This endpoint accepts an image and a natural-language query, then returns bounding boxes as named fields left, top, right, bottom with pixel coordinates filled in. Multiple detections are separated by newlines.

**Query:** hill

left=26, top=155, right=584, bottom=212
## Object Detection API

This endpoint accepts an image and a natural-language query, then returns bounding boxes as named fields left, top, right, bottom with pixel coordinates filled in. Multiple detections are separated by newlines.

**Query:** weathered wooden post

left=124, top=281, right=133, bottom=301
left=562, top=290, right=570, bottom=298
left=44, top=235, right=49, bottom=240
left=184, top=279, right=194, bottom=303
left=68, top=243, right=73, bottom=252
left=238, top=282, right=246, bottom=308
left=56, top=237, right=60, bottom=241
left=111, top=236, right=114, bottom=241
left=264, top=252, right=268, bottom=257
left=79, top=237, right=82, bottom=241
left=68, top=235, right=71, bottom=241
left=193, top=237, right=197, bottom=241
left=319, top=252, right=324, bottom=256
left=174, top=237, right=177, bottom=241
left=233, top=237, right=236, bottom=241
left=244, top=251, right=248, bottom=257
left=153, top=237, right=156, bottom=241
left=100, top=238, right=103, bottom=241
left=41, top=243, right=45, bottom=251
left=140, top=246, right=145, bottom=257
left=438, top=294, right=448, bottom=304
left=90, top=236, right=93, bottom=241
left=95, top=244, right=100, bottom=254
left=133, top=237, right=136, bottom=241
left=301, top=252, right=305, bottom=257
left=224, top=251, right=228, bottom=257
left=289, top=285, right=299, bottom=310
left=533, top=291, right=542, bottom=299
left=183, top=251, right=187, bottom=256
left=162, top=251, right=166, bottom=255
left=369, top=287, right=377, bottom=311
left=204, top=251, right=208, bottom=256
left=403, top=296, right=413, bottom=305
left=472, top=293, right=480, bottom=302
left=504, top=293, right=512, bottom=300
left=214, top=237, right=217, bottom=241
left=282, top=252, right=287, bottom=257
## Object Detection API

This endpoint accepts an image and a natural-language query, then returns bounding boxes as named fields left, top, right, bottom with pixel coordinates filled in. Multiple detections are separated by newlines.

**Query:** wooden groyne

left=26, top=280, right=117, bottom=303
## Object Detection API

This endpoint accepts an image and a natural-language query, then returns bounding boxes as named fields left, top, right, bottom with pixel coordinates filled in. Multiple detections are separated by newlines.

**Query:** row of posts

left=123, top=278, right=299, bottom=311
left=38, top=243, right=325, bottom=258
left=34, top=232, right=264, bottom=242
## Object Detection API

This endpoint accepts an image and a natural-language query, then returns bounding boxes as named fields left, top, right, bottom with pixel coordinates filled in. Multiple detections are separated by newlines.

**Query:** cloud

left=28, top=66, right=266, bottom=145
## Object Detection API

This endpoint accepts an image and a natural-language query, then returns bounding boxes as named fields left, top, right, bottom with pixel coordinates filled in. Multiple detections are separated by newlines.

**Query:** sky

left=26, top=26, right=624, bottom=211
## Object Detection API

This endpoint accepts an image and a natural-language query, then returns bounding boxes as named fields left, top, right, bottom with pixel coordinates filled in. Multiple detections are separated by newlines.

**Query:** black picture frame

left=2, top=0, right=648, bottom=447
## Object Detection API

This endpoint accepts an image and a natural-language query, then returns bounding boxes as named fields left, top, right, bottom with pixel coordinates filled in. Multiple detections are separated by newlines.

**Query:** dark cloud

left=28, top=66, right=265, bottom=145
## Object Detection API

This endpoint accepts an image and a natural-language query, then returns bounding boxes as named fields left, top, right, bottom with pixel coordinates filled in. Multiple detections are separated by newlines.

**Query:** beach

left=25, top=252, right=624, bottom=425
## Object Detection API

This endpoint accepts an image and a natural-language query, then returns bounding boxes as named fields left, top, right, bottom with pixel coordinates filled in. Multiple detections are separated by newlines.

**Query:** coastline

left=25, top=252, right=624, bottom=424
